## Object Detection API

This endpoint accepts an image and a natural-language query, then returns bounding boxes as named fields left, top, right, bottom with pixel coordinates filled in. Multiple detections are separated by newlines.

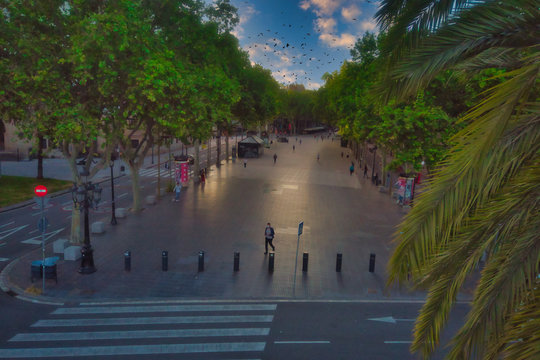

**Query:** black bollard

left=198, top=251, right=205, bottom=272
left=268, top=252, right=274, bottom=272
left=233, top=252, right=240, bottom=271
left=336, top=253, right=342, bottom=272
left=162, top=251, right=168, bottom=271
left=302, top=253, right=309, bottom=272
left=369, top=253, right=376, bottom=273
left=124, top=250, right=131, bottom=272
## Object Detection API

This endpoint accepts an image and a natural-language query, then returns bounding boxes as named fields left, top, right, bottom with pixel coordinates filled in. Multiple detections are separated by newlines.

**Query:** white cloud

left=299, top=0, right=344, bottom=16
left=341, top=4, right=361, bottom=22
left=319, top=32, right=356, bottom=48
left=232, top=5, right=259, bottom=39
left=315, top=17, right=337, bottom=33
left=360, top=19, right=377, bottom=32
left=306, top=81, right=321, bottom=90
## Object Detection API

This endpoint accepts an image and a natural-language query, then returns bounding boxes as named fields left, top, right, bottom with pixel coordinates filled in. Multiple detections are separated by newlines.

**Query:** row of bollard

left=124, top=251, right=377, bottom=273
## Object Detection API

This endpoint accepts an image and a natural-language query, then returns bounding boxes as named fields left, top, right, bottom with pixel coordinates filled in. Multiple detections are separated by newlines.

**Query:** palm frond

left=388, top=62, right=539, bottom=285
left=377, top=0, right=538, bottom=102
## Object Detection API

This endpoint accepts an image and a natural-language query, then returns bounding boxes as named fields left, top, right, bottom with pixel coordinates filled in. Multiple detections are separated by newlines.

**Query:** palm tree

left=375, top=0, right=539, bottom=359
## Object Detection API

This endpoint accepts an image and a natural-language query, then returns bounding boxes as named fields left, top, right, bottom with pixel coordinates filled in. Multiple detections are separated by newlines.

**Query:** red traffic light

left=34, top=185, right=48, bottom=197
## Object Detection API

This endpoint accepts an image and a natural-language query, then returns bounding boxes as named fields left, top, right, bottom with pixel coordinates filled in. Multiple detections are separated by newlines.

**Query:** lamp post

left=110, top=155, right=117, bottom=225
left=71, top=173, right=102, bottom=274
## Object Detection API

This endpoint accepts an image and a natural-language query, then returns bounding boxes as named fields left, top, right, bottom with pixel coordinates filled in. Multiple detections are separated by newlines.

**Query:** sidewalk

left=1, top=135, right=448, bottom=303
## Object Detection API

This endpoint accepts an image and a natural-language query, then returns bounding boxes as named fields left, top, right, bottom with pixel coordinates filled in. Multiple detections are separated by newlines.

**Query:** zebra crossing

left=138, top=167, right=186, bottom=178
left=0, top=302, right=276, bottom=358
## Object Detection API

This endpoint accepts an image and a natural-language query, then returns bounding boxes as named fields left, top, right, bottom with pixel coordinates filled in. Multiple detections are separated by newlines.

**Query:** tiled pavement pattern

left=0, top=302, right=273, bottom=359
left=2, top=135, right=445, bottom=302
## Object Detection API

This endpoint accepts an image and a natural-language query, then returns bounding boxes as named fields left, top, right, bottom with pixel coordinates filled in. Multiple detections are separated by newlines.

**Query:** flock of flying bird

left=242, top=9, right=358, bottom=87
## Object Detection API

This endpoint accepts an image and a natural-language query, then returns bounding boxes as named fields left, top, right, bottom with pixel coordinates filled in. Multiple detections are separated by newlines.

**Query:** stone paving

left=1, top=135, right=442, bottom=302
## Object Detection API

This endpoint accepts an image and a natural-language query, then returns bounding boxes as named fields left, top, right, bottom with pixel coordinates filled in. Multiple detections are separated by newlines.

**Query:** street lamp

left=71, top=174, right=102, bottom=274
left=109, top=154, right=117, bottom=225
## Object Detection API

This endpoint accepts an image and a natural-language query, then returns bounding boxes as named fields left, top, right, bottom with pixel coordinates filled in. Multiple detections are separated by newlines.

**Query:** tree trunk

left=129, top=163, right=142, bottom=212
left=194, top=139, right=200, bottom=183
left=382, top=148, right=387, bottom=186
left=225, top=135, right=229, bottom=161
left=70, top=209, right=82, bottom=244
left=157, top=142, right=161, bottom=198
left=206, top=139, right=211, bottom=170
left=37, top=135, right=44, bottom=179
left=216, top=131, right=221, bottom=167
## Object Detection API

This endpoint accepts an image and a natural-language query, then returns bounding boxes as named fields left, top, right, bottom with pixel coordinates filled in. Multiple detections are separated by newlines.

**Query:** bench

left=31, top=256, right=59, bottom=283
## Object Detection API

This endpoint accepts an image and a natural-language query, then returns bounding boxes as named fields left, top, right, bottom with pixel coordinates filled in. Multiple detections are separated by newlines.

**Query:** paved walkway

left=1, top=135, right=445, bottom=303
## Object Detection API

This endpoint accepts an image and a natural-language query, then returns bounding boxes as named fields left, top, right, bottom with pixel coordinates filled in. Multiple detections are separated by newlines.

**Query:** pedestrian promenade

left=2, top=135, right=439, bottom=302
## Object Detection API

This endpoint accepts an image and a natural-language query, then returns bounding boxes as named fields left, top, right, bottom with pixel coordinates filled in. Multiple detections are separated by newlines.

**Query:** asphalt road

left=0, top=142, right=229, bottom=273
left=0, top=295, right=469, bottom=359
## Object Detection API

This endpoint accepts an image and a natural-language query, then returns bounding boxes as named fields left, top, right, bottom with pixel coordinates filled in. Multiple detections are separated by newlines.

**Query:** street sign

left=37, top=217, right=49, bottom=232
left=34, top=185, right=48, bottom=197
left=298, top=221, right=304, bottom=236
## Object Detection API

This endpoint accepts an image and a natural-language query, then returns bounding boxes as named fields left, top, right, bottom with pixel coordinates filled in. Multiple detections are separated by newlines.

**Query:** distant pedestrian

left=317, top=153, right=320, bottom=162
left=299, top=139, right=302, bottom=145
left=273, top=153, right=277, bottom=164
left=200, top=169, right=205, bottom=183
left=364, top=165, right=368, bottom=178
left=341, top=152, right=343, bottom=158
left=174, top=181, right=182, bottom=201
left=264, top=222, right=276, bottom=254
left=350, top=162, right=354, bottom=176
left=296, top=137, right=298, bottom=142
left=293, top=145, right=295, bottom=152
left=243, top=159, right=247, bottom=168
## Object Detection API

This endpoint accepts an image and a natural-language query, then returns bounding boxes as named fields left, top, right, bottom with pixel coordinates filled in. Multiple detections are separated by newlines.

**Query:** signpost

left=34, top=185, right=48, bottom=294
left=293, top=221, right=304, bottom=297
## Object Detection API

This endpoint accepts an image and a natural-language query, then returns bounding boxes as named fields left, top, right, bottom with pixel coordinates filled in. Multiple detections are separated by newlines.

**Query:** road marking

left=32, top=315, right=274, bottom=327
left=21, top=228, right=65, bottom=245
left=0, top=225, right=29, bottom=241
left=61, top=201, right=72, bottom=206
left=151, top=180, right=157, bottom=184
left=0, top=258, right=9, bottom=262
left=10, top=327, right=270, bottom=342
left=0, top=243, right=5, bottom=248
left=281, top=184, right=299, bottom=190
left=0, top=342, right=266, bottom=358
left=31, top=210, right=49, bottom=217
left=0, top=221, right=15, bottom=229
left=28, top=229, right=39, bottom=235
left=368, top=316, right=415, bottom=324
left=52, top=304, right=277, bottom=315
left=118, top=193, right=128, bottom=199
left=274, top=341, right=330, bottom=344
left=384, top=341, right=413, bottom=344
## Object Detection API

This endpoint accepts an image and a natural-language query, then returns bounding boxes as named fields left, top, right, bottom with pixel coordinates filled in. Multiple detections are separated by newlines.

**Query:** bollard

left=336, top=253, right=342, bottom=272
left=124, top=250, right=131, bottom=272
left=302, top=253, right=309, bottom=272
left=369, top=253, right=376, bottom=273
left=198, top=251, right=205, bottom=272
left=162, top=251, right=168, bottom=271
left=268, top=252, right=274, bottom=272
left=233, top=252, right=240, bottom=272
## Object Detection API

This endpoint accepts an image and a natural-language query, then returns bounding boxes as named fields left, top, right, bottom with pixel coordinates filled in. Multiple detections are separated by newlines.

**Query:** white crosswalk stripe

left=138, top=168, right=195, bottom=178
left=0, top=302, right=275, bottom=358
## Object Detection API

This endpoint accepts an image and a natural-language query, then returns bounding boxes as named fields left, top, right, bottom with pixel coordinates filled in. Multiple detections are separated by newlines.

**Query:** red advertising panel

left=180, top=162, right=189, bottom=183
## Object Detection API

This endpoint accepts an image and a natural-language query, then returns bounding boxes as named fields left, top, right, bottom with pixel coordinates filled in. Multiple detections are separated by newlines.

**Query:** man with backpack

left=264, top=223, right=276, bottom=254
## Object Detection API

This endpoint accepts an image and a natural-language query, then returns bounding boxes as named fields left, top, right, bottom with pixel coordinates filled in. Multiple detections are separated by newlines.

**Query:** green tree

left=377, top=0, right=539, bottom=358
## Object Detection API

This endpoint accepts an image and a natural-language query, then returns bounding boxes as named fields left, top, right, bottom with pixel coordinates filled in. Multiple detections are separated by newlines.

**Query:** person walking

left=349, top=162, right=355, bottom=176
left=174, top=181, right=182, bottom=202
left=293, top=145, right=295, bottom=152
left=364, top=165, right=368, bottom=178
left=273, top=153, right=278, bottom=164
left=264, top=222, right=276, bottom=254
left=317, top=153, right=320, bottom=162
left=341, top=151, right=344, bottom=158
left=299, top=139, right=302, bottom=145
left=243, top=158, right=247, bottom=168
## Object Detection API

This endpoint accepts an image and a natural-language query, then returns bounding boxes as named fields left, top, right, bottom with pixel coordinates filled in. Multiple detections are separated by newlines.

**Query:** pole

left=41, top=197, right=45, bottom=294
left=293, top=233, right=300, bottom=296
left=371, top=147, right=377, bottom=180
left=110, top=163, right=117, bottom=225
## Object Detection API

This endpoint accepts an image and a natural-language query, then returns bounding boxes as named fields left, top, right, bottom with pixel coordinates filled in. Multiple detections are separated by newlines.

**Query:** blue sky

left=229, top=0, right=380, bottom=89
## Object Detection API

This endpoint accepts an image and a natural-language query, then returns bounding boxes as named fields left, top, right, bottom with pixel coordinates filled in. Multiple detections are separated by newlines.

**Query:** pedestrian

left=299, top=139, right=302, bottom=145
left=243, top=158, right=247, bottom=168
left=264, top=222, right=276, bottom=254
left=174, top=181, right=182, bottom=202
left=317, top=153, right=320, bottom=162
left=200, top=169, right=205, bottom=183
left=364, top=165, right=368, bottom=178
left=273, top=153, right=277, bottom=164
left=293, top=145, right=295, bottom=152
left=350, top=162, right=354, bottom=176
